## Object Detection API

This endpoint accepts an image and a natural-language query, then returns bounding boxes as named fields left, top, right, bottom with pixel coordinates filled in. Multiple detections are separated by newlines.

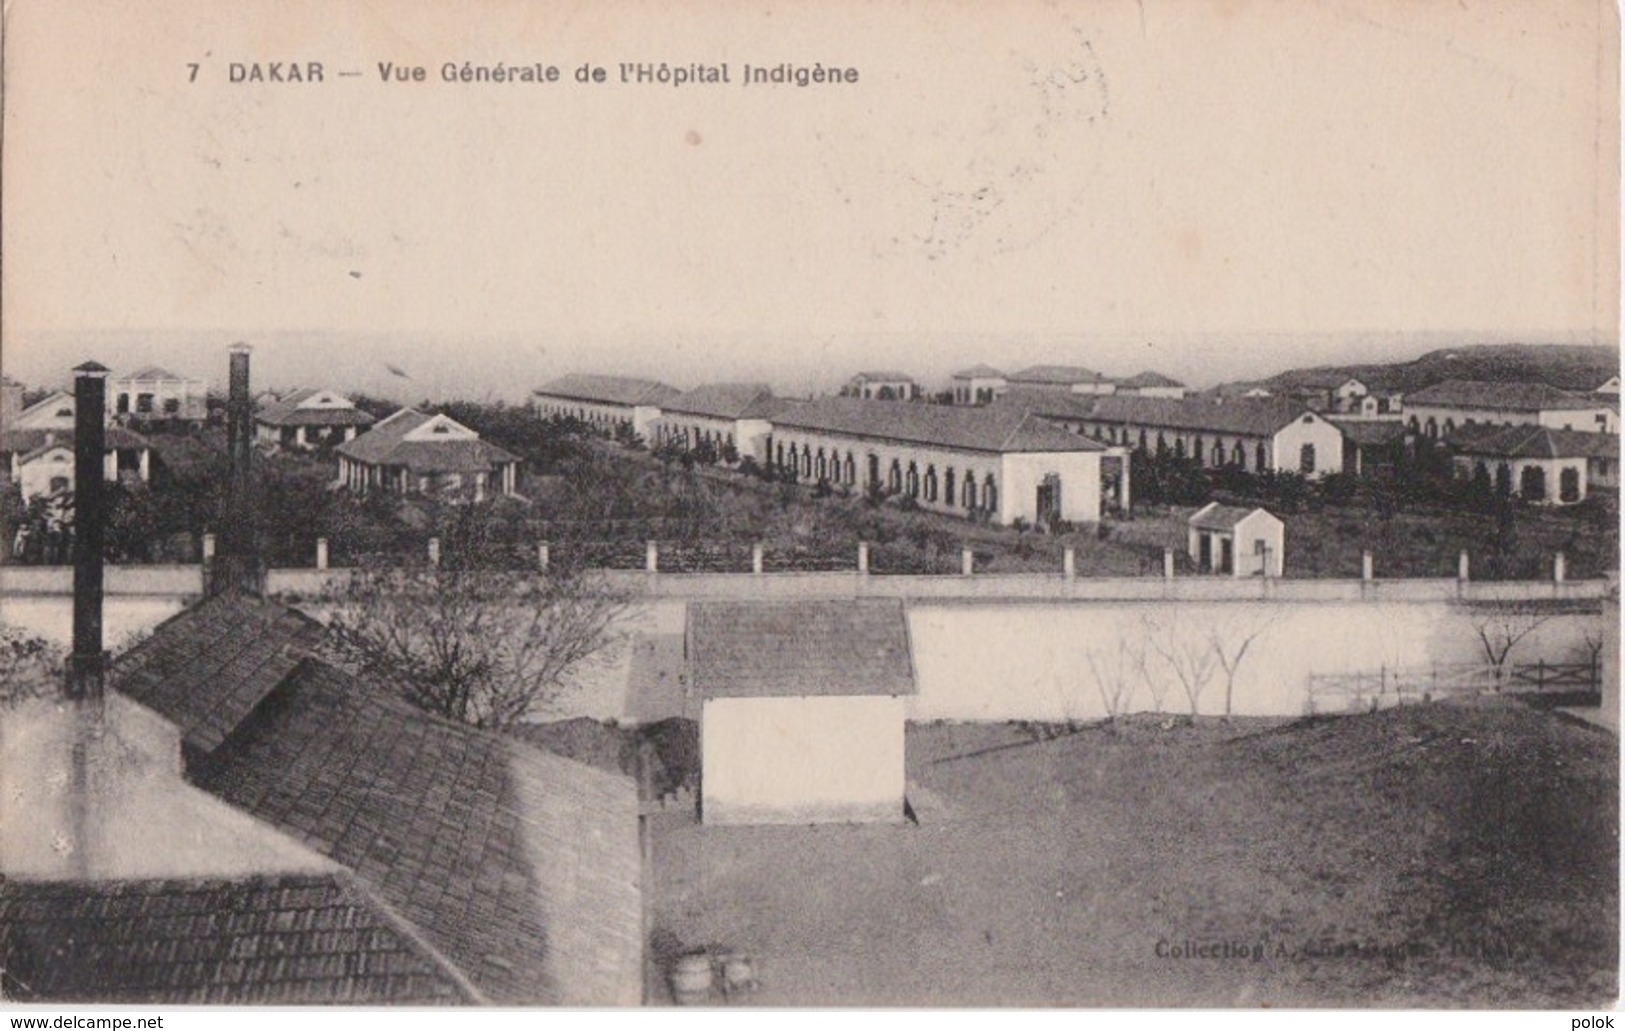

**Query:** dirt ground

left=649, top=700, right=1618, bottom=1008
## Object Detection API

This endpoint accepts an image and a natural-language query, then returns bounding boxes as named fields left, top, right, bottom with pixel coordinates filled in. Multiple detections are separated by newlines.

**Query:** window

left=1256, top=443, right=1268, bottom=471
left=1425, top=417, right=1438, bottom=439
left=964, top=477, right=977, bottom=509
left=1193, top=436, right=1204, bottom=463
left=843, top=454, right=856, bottom=484
left=945, top=468, right=957, bottom=504
left=888, top=459, right=902, bottom=492
left=983, top=474, right=998, bottom=513
left=1519, top=465, right=1546, bottom=501
left=1299, top=443, right=1315, bottom=474
left=1559, top=466, right=1581, bottom=503
left=906, top=462, right=919, bottom=498
left=815, top=449, right=827, bottom=480
left=432, top=423, right=450, bottom=434
left=924, top=466, right=938, bottom=502
left=1232, top=442, right=1244, bottom=467
left=1174, top=437, right=1186, bottom=459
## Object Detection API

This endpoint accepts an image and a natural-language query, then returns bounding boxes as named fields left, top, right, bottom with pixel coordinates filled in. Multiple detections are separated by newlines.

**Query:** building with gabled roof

left=1115, top=371, right=1188, bottom=398
left=841, top=370, right=921, bottom=401
left=1187, top=503, right=1284, bottom=577
left=687, top=599, right=916, bottom=825
left=650, top=382, right=787, bottom=465
left=532, top=373, right=680, bottom=441
left=1406, top=379, right=1617, bottom=437
left=254, top=387, right=375, bottom=450
left=1445, top=424, right=1619, bottom=503
left=107, top=589, right=645, bottom=1006
left=1004, top=392, right=1347, bottom=480
left=766, top=397, right=1128, bottom=525
left=1, top=424, right=154, bottom=501
left=950, top=364, right=1007, bottom=405
left=1007, top=364, right=1116, bottom=395
left=335, top=409, right=520, bottom=500
left=108, top=366, right=208, bottom=424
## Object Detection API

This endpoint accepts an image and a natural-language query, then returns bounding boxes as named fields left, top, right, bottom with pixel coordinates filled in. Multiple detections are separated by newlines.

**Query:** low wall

left=0, top=565, right=204, bottom=598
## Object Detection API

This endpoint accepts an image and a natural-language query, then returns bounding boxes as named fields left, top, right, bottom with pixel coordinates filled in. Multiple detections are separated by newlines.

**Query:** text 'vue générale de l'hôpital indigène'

left=206, top=61, right=861, bottom=88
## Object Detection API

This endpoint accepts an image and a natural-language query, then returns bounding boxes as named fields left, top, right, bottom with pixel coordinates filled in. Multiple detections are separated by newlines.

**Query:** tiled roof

left=196, top=659, right=643, bottom=1005
left=1406, top=379, right=1604, bottom=412
left=1007, top=364, right=1108, bottom=385
left=0, top=874, right=474, bottom=1005
left=114, top=590, right=327, bottom=756
left=534, top=373, right=681, bottom=407
left=1445, top=424, right=1620, bottom=461
left=662, top=382, right=782, bottom=419
left=3, top=427, right=153, bottom=460
left=1116, top=371, right=1186, bottom=389
left=688, top=599, right=917, bottom=699
left=772, top=397, right=1106, bottom=454
left=1009, top=392, right=1318, bottom=438
left=255, top=388, right=376, bottom=429
left=1326, top=418, right=1407, bottom=447
left=335, top=410, right=519, bottom=472
left=951, top=364, right=1006, bottom=379
left=1188, top=502, right=1278, bottom=532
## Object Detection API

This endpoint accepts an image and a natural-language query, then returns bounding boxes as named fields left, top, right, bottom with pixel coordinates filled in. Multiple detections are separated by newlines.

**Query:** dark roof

left=1406, top=379, right=1605, bottom=412
left=1188, top=503, right=1279, bottom=532
left=951, top=364, right=1006, bottom=379
left=772, top=397, right=1107, bottom=454
left=1326, top=418, right=1408, bottom=447
left=2, top=427, right=153, bottom=460
left=114, top=590, right=327, bottom=756
left=1445, top=424, right=1620, bottom=461
left=534, top=373, right=680, bottom=407
left=662, top=382, right=782, bottom=419
left=196, top=659, right=642, bottom=1005
left=255, top=388, right=376, bottom=429
left=1007, top=391, right=1319, bottom=437
left=688, top=600, right=917, bottom=699
left=0, top=874, right=473, bottom=1005
left=335, top=410, right=519, bottom=473
left=1007, top=364, right=1108, bottom=386
left=1116, top=371, right=1186, bottom=389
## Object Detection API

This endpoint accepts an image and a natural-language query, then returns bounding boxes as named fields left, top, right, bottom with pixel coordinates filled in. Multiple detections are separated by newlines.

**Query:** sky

left=2, top=0, right=1618, bottom=401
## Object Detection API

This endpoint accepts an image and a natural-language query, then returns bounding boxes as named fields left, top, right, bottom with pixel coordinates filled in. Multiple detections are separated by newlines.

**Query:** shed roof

left=534, top=373, right=680, bottom=407
left=772, top=397, right=1106, bottom=454
left=688, top=599, right=917, bottom=699
left=1406, top=379, right=1604, bottom=412
left=0, top=874, right=474, bottom=1005
left=1188, top=502, right=1281, bottom=532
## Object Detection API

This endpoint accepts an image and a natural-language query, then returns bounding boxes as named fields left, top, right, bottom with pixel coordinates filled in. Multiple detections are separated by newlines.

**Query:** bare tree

left=1468, top=601, right=1553, bottom=690
left=324, top=559, right=634, bottom=730
left=1085, top=637, right=1147, bottom=726
left=1135, top=613, right=1175, bottom=713
left=1208, top=616, right=1269, bottom=718
left=1145, top=614, right=1219, bottom=716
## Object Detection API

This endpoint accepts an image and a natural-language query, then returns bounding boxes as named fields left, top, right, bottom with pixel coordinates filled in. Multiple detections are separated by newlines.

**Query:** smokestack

left=212, top=343, right=261, bottom=594
left=68, top=361, right=110, bottom=705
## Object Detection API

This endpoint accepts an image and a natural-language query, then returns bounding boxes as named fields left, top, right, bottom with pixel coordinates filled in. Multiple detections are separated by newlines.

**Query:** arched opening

left=983, top=474, right=998, bottom=514
left=1519, top=465, right=1546, bottom=501
left=1559, top=466, right=1581, bottom=503
left=1299, top=443, right=1315, bottom=474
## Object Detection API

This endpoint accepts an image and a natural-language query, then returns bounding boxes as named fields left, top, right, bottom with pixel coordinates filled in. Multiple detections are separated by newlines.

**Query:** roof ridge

left=333, top=870, right=490, bottom=1004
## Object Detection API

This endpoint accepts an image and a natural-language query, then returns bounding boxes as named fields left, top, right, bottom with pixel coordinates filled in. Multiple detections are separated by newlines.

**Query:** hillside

left=1256, top=343, right=1619, bottom=396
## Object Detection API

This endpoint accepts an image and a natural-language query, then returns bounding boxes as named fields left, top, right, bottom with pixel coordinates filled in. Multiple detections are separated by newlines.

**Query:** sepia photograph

left=0, top=0, right=1619, bottom=1016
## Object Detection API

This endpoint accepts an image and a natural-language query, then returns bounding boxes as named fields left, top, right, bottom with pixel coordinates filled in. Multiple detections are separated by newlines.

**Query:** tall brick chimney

left=68, top=361, right=110, bottom=705
left=210, top=343, right=261, bottom=594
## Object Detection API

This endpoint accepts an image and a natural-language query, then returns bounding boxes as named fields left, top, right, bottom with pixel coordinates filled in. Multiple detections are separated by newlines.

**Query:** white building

left=950, top=364, right=1007, bottom=406
left=1009, top=393, right=1348, bottom=479
left=254, top=388, right=375, bottom=450
left=532, top=373, right=679, bottom=441
left=766, top=397, right=1127, bottom=526
left=688, top=599, right=916, bottom=825
left=1405, top=379, right=1617, bottom=437
left=649, top=383, right=785, bottom=464
left=1447, top=424, right=1619, bottom=504
left=1187, top=503, right=1285, bottom=577
left=1, top=394, right=153, bottom=500
left=841, top=371, right=920, bottom=401
left=335, top=409, right=520, bottom=500
left=109, top=366, right=208, bottom=423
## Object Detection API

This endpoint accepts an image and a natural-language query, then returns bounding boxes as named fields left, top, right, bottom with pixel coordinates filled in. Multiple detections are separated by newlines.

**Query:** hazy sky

left=3, top=0, right=1618, bottom=401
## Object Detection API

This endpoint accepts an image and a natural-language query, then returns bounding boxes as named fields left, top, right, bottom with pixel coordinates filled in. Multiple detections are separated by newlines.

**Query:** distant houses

left=1406, top=380, right=1618, bottom=437
left=532, top=373, right=680, bottom=440
left=335, top=408, right=520, bottom=500
left=1, top=392, right=153, bottom=500
left=648, top=382, right=787, bottom=463
left=1445, top=424, right=1619, bottom=505
left=950, top=364, right=1008, bottom=405
left=108, top=366, right=208, bottom=424
left=840, top=371, right=921, bottom=401
left=253, top=388, right=375, bottom=450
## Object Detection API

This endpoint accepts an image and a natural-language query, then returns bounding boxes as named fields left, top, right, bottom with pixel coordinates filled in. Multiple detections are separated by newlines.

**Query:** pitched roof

left=1406, top=379, right=1605, bottom=412
left=195, top=660, right=643, bottom=1005
left=661, top=382, right=783, bottom=419
left=534, top=373, right=681, bottom=407
left=1326, top=418, right=1408, bottom=447
left=0, top=874, right=475, bottom=1005
left=1007, top=391, right=1320, bottom=437
left=1188, top=502, right=1280, bottom=532
left=849, top=370, right=915, bottom=382
left=335, top=410, right=519, bottom=473
left=1116, top=371, right=1186, bottom=389
left=1, top=427, right=152, bottom=455
left=688, top=599, right=917, bottom=699
left=773, top=397, right=1107, bottom=453
left=1445, top=424, right=1620, bottom=461
left=114, top=590, right=327, bottom=756
left=1007, top=364, right=1108, bottom=385
left=118, top=366, right=200, bottom=383
left=255, top=388, right=376, bottom=429
left=951, top=364, right=1006, bottom=379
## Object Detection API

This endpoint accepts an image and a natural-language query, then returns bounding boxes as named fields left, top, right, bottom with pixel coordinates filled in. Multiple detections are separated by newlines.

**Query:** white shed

left=1187, top=503, right=1285, bottom=577
left=687, top=599, right=917, bottom=825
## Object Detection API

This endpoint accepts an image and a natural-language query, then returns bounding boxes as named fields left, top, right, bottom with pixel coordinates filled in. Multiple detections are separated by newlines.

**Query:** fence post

left=858, top=542, right=870, bottom=575
left=201, top=532, right=216, bottom=562
left=315, top=537, right=328, bottom=571
left=427, top=537, right=440, bottom=567
left=1362, top=551, right=1373, bottom=582
left=646, top=540, right=659, bottom=573
left=752, top=542, right=764, bottom=575
left=1163, top=548, right=1175, bottom=580
left=1554, top=552, right=1566, bottom=584
left=1063, top=547, right=1076, bottom=579
left=1457, top=549, right=1470, bottom=582
left=537, top=541, right=550, bottom=571
left=961, top=548, right=975, bottom=577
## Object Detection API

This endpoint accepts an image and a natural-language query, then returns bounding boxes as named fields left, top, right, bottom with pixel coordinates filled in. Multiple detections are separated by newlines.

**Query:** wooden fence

left=1306, top=658, right=1601, bottom=714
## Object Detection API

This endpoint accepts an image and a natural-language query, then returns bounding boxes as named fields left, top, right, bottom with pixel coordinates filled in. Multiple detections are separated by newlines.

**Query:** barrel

left=671, top=953, right=714, bottom=1004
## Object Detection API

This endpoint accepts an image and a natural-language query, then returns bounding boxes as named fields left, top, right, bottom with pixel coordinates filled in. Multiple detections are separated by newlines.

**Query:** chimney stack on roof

left=68, top=361, right=110, bottom=707
left=212, top=343, right=262, bottom=595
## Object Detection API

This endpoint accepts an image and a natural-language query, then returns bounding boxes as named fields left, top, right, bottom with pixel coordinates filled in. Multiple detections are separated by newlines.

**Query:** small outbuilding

left=1187, top=502, right=1284, bottom=577
left=686, top=599, right=917, bottom=825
